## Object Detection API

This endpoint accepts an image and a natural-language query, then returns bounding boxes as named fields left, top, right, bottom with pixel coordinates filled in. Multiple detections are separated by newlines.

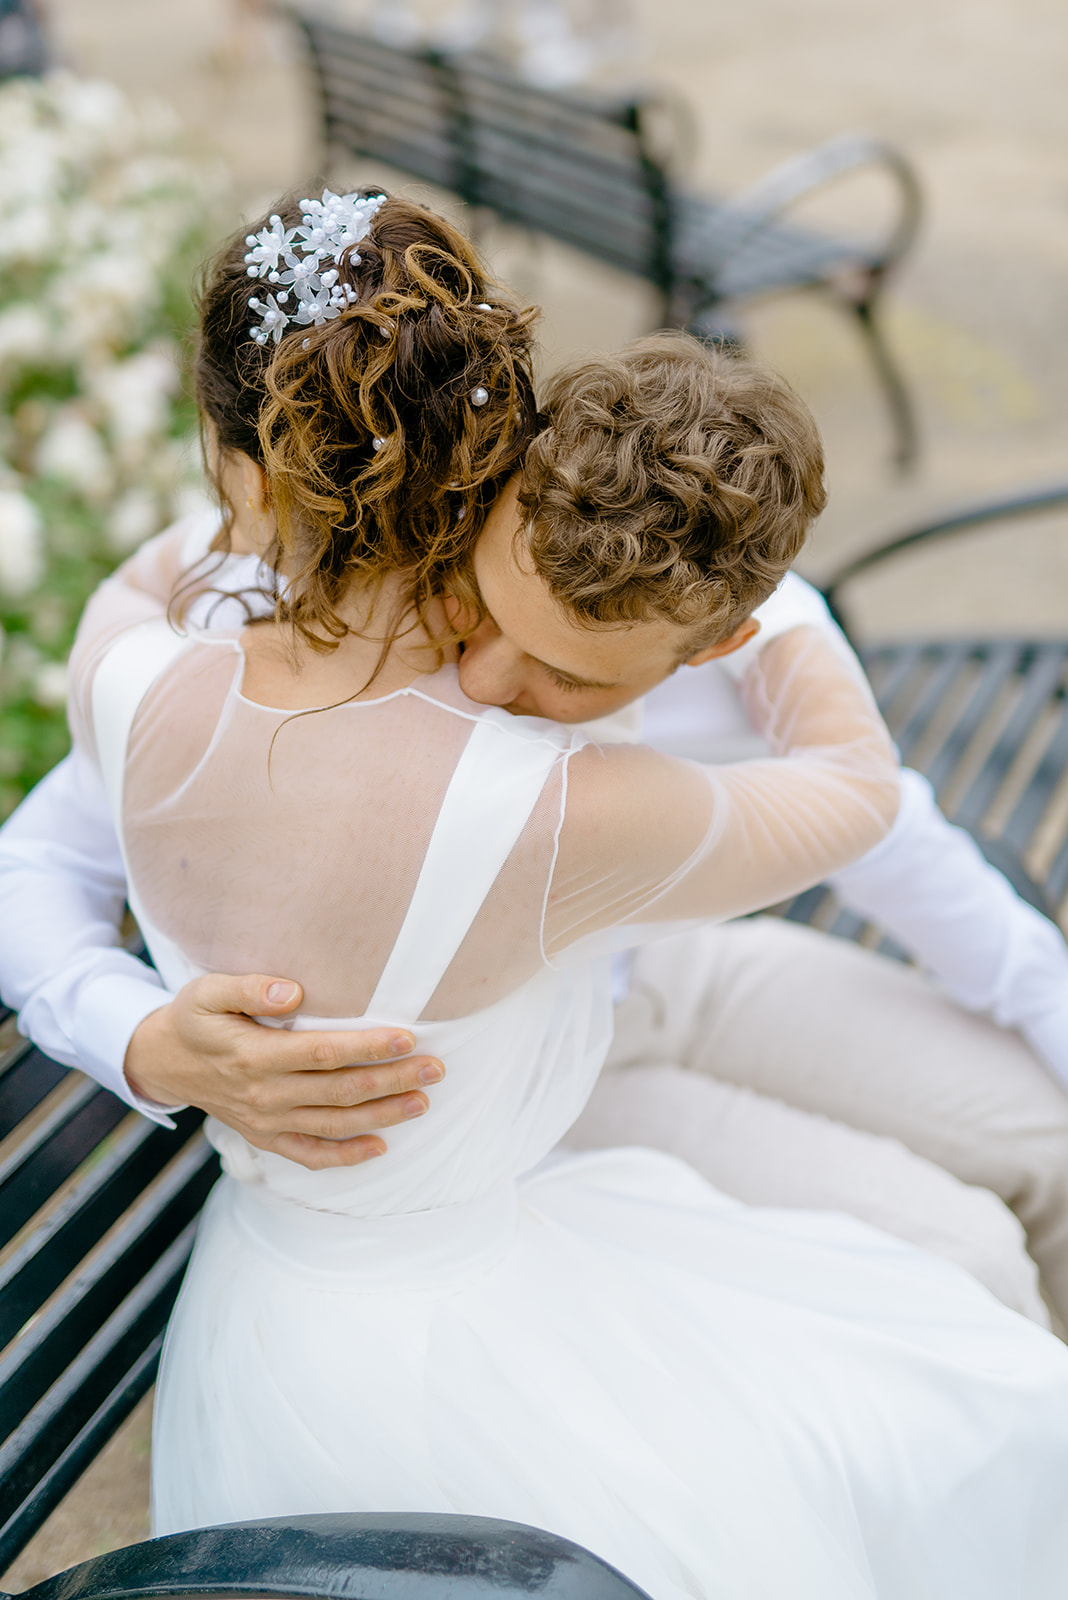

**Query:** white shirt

left=1, top=550, right=1067, bottom=1121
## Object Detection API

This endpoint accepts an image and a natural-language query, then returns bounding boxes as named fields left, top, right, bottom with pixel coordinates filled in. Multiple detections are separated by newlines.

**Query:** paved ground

left=5, top=0, right=1068, bottom=1584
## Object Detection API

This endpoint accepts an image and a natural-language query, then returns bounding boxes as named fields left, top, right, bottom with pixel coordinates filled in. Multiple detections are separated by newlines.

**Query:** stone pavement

left=4, top=0, right=1068, bottom=1584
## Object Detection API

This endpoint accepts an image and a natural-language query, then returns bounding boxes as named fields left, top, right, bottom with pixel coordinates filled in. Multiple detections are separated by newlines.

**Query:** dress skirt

left=152, top=1147, right=1068, bottom=1600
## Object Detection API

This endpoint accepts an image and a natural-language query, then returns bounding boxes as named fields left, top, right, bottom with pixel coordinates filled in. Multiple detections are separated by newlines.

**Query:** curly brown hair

left=193, top=188, right=539, bottom=652
left=520, top=332, right=827, bottom=652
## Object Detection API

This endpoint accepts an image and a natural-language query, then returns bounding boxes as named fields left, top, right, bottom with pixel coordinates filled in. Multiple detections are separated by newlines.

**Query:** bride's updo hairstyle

left=194, top=188, right=539, bottom=651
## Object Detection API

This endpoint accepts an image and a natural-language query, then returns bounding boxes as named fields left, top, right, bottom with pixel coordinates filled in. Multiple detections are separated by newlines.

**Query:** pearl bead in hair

left=372, top=437, right=386, bottom=451
left=470, top=386, right=489, bottom=407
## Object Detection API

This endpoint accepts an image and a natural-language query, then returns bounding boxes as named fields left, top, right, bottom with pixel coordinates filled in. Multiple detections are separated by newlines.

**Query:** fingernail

left=266, top=981, right=297, bottom=1004
left=418, top=1062, right=444, bottom=1085
left=389, top=1033, right=415, bottom=1056
left=404, top=1096, right=427, bottom=1118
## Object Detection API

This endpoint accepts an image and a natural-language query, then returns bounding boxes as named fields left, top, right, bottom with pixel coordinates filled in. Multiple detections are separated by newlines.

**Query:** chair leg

left=851, top=292, right=919, bottom=474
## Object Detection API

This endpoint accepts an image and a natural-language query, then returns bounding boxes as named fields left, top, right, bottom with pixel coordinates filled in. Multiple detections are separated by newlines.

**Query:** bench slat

left=1002, top=690, right=1068, bottom=857
left=953, top=645, right=1068, bottom=829
left=0, top=1225, right=196, bottom=1565
left=0, top=1084, right=127, bottom=1254
left=919, top=643, right=1021, bottom=797
left=0, top=1335, right=163, bottom=1578
left=0, top=1133, right=215, bottom=1443
left=891, top=643, right=973, bottom=763
left=0, top=1111, right=209, bottom=1357
left=860, top=642, right=926, bottom=719
left=0, top=1046, right=67, bottom=1144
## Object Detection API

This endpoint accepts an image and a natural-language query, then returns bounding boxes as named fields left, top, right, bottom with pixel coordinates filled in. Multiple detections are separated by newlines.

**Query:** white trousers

left=568, top=918, right=1068, bottom=1328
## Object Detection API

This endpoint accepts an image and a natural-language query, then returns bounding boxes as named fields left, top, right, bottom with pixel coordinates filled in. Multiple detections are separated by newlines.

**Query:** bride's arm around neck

left=547, top=624, right=901, bottom=954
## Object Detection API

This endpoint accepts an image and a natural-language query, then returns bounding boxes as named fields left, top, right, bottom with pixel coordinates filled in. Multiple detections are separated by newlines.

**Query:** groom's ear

left=684, top=617, right=761, bottom=668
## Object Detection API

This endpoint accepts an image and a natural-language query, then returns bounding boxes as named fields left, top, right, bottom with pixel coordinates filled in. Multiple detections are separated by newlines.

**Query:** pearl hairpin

left=372, top=437, right=386, bottom=451
left=476, top=302, right=492, bottom=311
left=470, top=386, right=489, bottom=407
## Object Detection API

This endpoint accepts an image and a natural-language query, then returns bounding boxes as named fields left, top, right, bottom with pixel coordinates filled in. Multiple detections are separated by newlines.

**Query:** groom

left=2, top=336, right=1068, bottom=1326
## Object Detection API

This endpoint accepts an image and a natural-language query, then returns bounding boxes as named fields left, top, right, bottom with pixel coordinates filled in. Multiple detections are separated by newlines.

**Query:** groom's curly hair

left=520, top=333, right=826, bottom=652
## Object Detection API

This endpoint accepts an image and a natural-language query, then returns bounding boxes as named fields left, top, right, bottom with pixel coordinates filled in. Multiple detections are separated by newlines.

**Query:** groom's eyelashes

left=544, top=668, right=587, bottom=694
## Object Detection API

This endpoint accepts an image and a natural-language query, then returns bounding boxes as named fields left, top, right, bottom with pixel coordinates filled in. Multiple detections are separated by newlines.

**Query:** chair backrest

left=0, top=1006, right=212, bottom=1573
left=290, top=12, right=675, bottom=296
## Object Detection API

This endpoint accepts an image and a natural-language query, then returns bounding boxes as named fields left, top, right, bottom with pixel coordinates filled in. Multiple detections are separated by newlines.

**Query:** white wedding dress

left=70, top=525, right=1068, bottom=1600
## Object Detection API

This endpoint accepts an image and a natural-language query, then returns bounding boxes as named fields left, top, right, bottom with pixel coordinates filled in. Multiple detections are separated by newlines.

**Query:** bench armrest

left=9, top=1513, right=652, bottom=1600
left=821, top=480, right=1068, bottom=636
left=708, top=133, right=922, bottom=279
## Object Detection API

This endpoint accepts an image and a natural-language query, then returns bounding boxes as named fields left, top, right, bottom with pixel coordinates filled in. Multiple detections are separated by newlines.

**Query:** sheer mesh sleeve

left=545, top=626, right=900, bottom=956
left=67, top=518, right=226, bottom=766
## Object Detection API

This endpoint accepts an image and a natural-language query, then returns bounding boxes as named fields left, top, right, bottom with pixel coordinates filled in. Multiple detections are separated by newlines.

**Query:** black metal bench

left=783, top=480, right=1068, bottom=941
left=0, top=1019, right=213, bottom=1572
left=286, top=9, right=922, bottom=469
left=3, top=1512, right=651, bottom=1599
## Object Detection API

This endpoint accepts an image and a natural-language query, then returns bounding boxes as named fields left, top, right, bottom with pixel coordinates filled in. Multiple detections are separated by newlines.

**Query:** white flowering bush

left=0, top=72, right=223, bottom=815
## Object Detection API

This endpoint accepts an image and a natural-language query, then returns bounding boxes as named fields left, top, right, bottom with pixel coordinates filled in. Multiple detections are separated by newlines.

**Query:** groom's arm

left=0, top=753, right=443, bottom=1168
left=827, top=769, right=1068, bottom=1086
left=642, top=573, right=1068, bottom=1086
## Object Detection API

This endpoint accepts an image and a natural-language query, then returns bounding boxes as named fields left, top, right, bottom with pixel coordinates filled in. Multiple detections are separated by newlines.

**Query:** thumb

left=187, top=971, right=304, bottom=1020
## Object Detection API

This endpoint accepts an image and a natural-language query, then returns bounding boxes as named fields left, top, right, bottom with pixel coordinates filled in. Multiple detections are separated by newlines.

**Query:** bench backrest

left=291, top=12, right=675, bottom=296
left=0, top=1011, right=211, bottom=1572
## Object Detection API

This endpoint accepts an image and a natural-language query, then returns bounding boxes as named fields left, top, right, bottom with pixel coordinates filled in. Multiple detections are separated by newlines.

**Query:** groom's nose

left=457, top=620, right=525, bottom=708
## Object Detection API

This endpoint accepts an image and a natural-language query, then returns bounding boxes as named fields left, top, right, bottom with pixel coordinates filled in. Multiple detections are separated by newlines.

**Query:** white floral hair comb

left=243, top=189, right=387, bottom=347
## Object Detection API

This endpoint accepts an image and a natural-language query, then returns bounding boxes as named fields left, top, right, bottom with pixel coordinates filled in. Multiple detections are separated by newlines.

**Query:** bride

left=68, top=188, right=1068, bottom=1599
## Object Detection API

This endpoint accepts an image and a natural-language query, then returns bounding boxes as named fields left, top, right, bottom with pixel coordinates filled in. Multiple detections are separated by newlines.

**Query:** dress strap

left=368, top=716, right=564, bottom=1021
left=91, top=619, right=201, bottom=989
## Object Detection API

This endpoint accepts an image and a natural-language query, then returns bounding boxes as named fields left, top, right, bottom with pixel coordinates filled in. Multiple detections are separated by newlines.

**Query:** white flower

left=292, top=285, right=342, bottom=328
left=52, top=75, right=128, bottom=135
left=107, top=486, right=159, bottom=552
left=0, top=304, right=52, bottom=369
left=0, top=489, right=43, bottom=595
left=91, top=348, right=178, bottom=449
left=276, top=249, right=325, bottom=294
left=248, top=292, right=290, bottom=344
left=244, top=215, right=298, bottom=279
left=36, top=409, right=113, bottom=501
left=32, top=660, right=68, bottom=708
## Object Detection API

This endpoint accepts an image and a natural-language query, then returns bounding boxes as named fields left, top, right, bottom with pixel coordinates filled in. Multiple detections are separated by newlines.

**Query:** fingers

left=186, top=971, right=305, bottom=1020
left=288, top=1055, right=444, bottom=1107
left=283, top=1090, right=433, bottom=1140
left=280, top=1027, right=421, bottom=1070
left=270, top=1131, right=389, bottom=1170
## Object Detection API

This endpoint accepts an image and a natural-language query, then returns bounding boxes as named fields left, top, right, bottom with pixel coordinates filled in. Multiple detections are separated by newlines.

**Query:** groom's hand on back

left=123, top=973, right=444, bottom=1170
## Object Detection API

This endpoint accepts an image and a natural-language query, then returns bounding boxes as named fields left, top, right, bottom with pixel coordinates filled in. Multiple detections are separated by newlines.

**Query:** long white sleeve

left=640, top=573, right=1068, bottom=1083
left=829, top=769, right=1068, bottom=1086
left=0, top=517, right=273, bottom=1117
left=0, top=749, right=180, bottom=1121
